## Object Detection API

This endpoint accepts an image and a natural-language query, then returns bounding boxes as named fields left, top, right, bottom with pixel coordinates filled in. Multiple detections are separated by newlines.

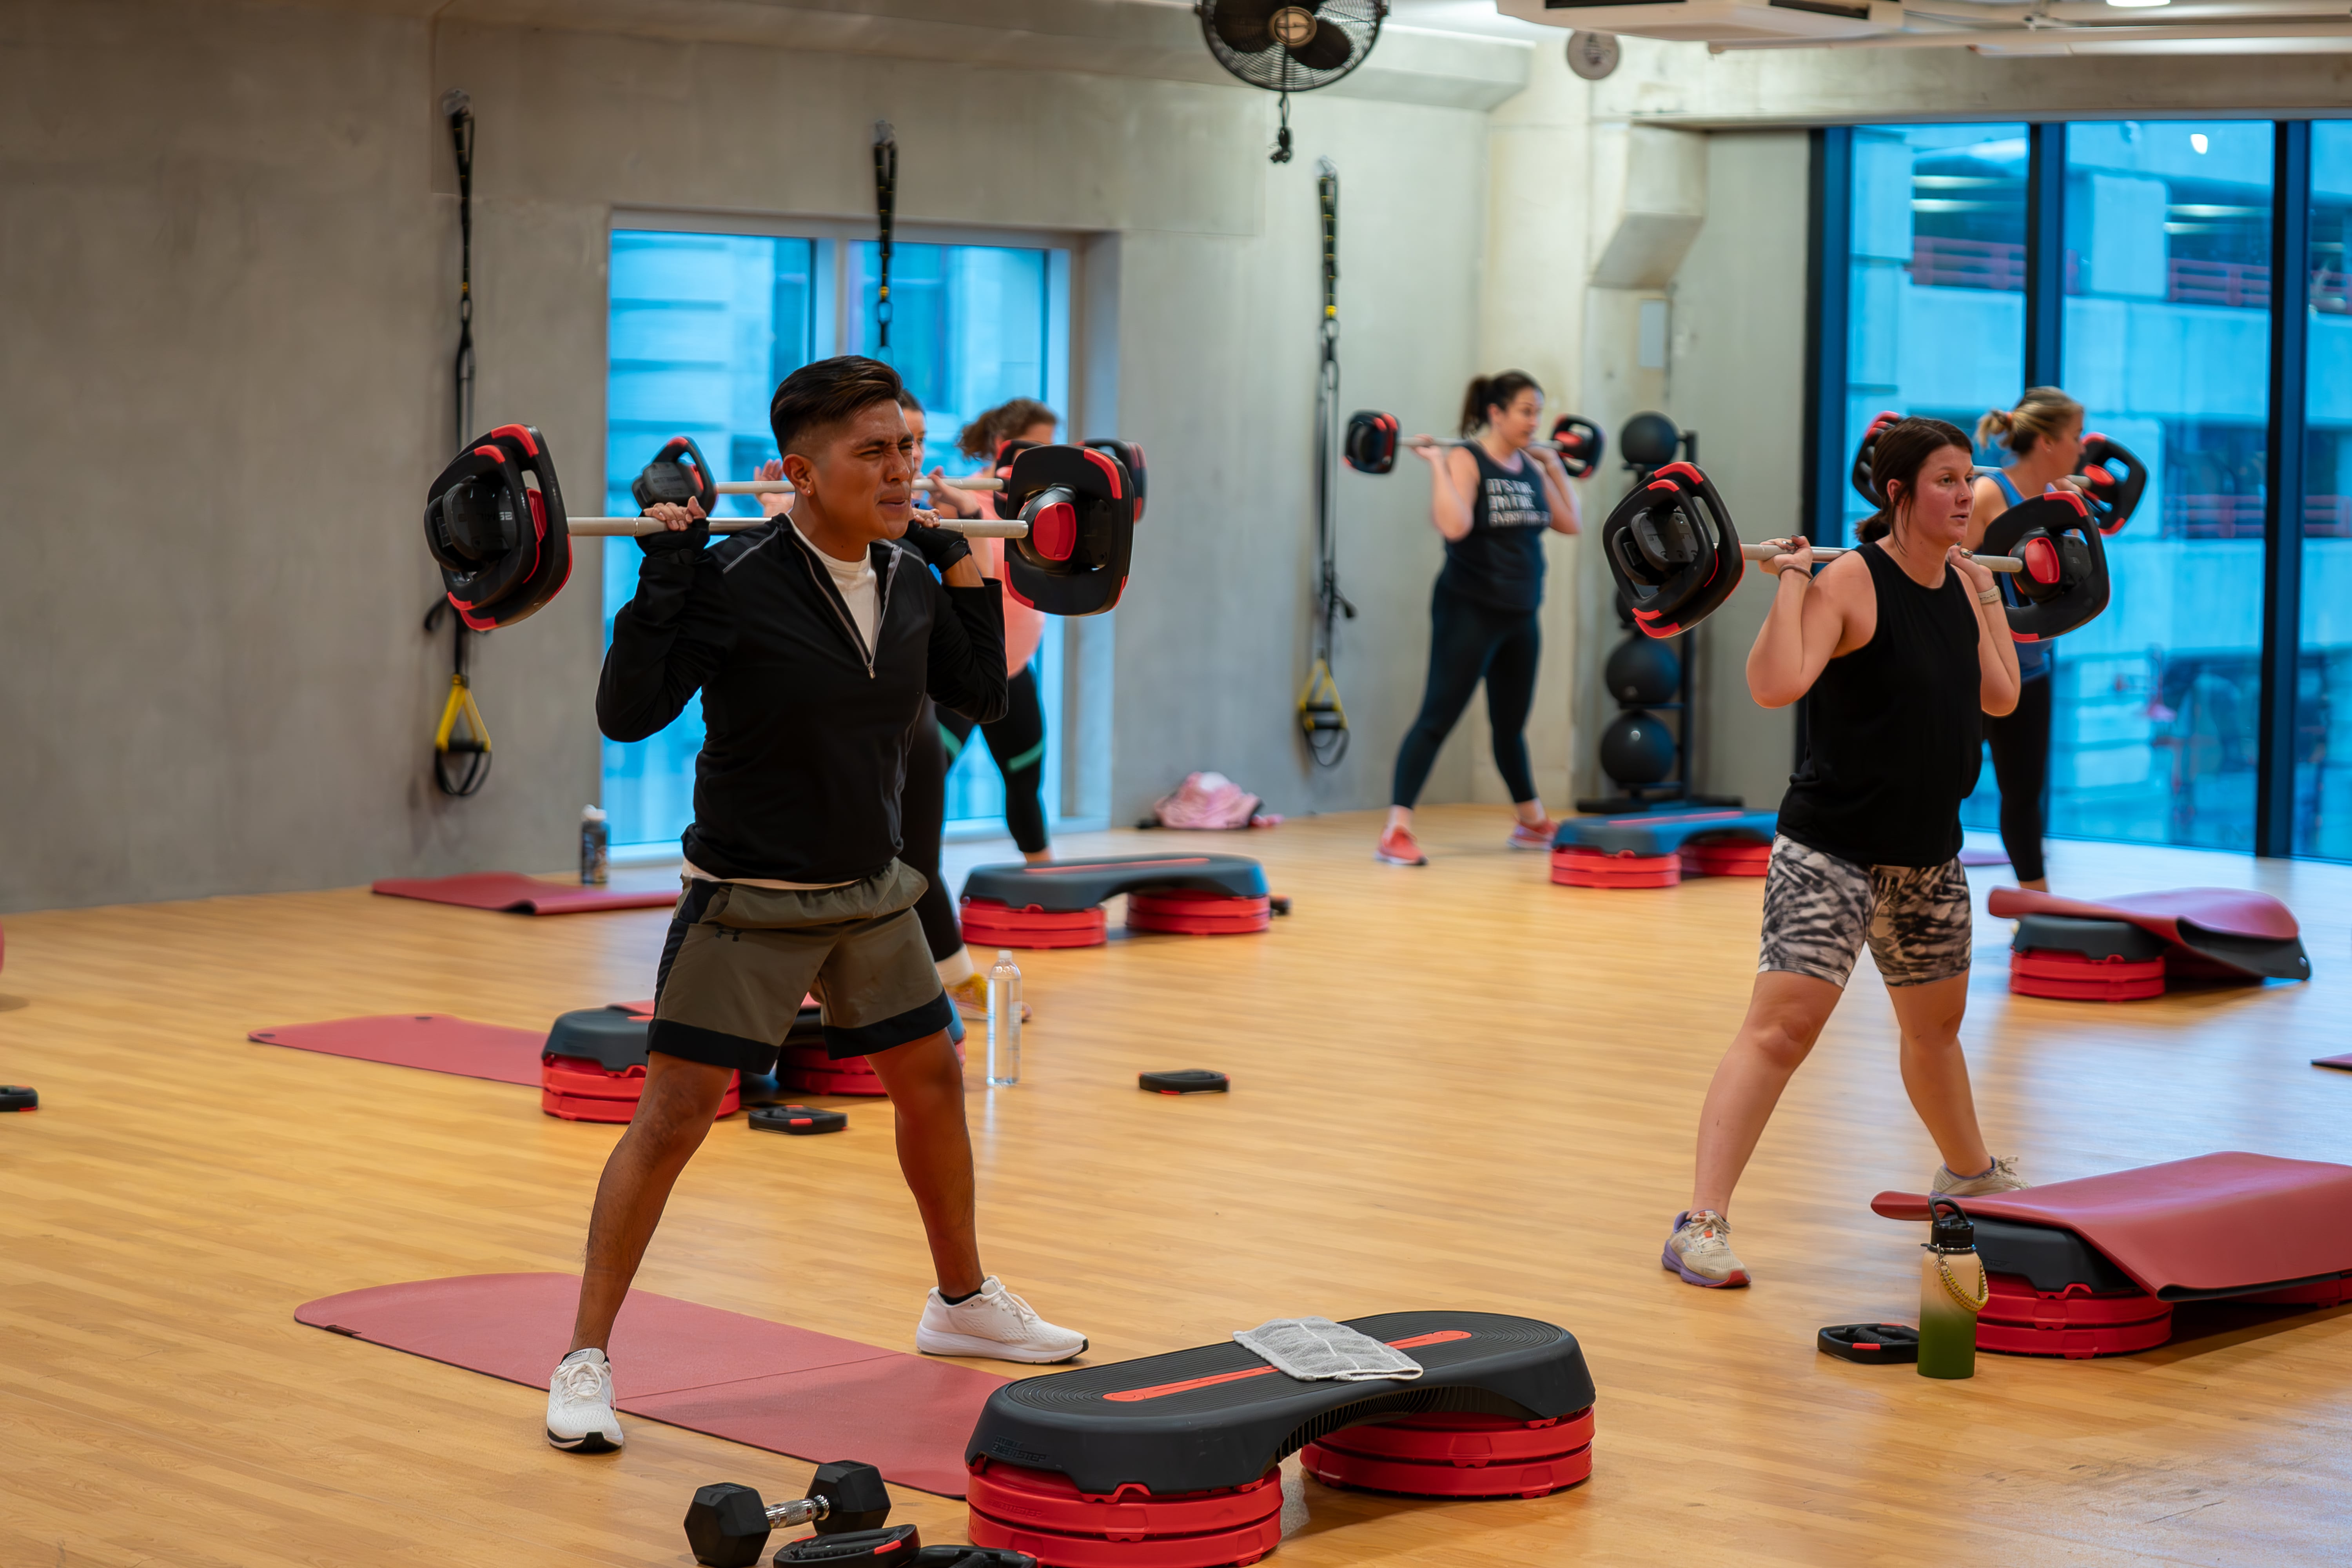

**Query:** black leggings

left=906, top=670, right=1053, bottom=964
left=938, top=665, right=1051, bottom=856
left=1391, top=583, right=1541, bottom=809
left=1984, top=671, right=2051, bottom=883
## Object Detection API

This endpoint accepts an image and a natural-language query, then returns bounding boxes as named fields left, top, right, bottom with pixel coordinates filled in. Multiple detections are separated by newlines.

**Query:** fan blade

left=1286, top=19, right=1354, bottom=71
left=1211, top=0, right=1281, bottom=53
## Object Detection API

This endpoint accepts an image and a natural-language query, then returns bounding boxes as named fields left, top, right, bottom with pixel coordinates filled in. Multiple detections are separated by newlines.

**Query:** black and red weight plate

left=1138, top=1070, right=1229, bottom=1095
left=750, top=1103, right=849, bottom=1135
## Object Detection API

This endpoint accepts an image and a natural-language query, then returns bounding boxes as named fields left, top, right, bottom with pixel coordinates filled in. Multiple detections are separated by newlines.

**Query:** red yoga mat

left=294, top=1274, right=1004, bottom=1496
left=372, top=873, right=677, bottom=915
left=1873, top=1152, right=2352, bottom=1301
left=249, top=1014, right=544, bottom=1087
left=1984, top=885, right=2308, bottom=980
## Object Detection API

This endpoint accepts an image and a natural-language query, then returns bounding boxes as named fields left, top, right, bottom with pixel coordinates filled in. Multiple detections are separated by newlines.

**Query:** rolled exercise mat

left=370, top=872, right=677, bottom=916
left=249, top=1014, right=545, bottom=1086
left=294, top=1273, right=1004, bottom=1497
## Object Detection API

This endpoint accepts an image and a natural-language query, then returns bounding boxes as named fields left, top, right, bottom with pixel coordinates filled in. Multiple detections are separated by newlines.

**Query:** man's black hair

left=769, top=355, right=906, bottom=458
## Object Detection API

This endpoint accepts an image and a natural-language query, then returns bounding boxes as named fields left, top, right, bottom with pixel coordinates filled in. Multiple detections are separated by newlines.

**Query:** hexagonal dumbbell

left=684, top=1460, right=893, bottom=1567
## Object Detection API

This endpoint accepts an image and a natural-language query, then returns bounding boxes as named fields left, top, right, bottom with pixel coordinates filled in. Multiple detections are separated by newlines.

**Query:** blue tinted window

left=601, top=229, right=1068, bottom=851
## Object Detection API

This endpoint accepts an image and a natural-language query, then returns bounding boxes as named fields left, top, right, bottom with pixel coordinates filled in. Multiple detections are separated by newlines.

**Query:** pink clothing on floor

left=978, top=536, right=1047, bottom=673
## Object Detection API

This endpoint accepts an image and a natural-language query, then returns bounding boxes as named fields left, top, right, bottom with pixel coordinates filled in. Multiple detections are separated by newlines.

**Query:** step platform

left=2008, top=914, right=2169, bottom=1002
left=1549, top=809, right=1777, bottom=890
left=1987, top=886, right=2310, bottom=983
left=1873, top=1152, right=2352, bottom=1357
left=964, top=1311, right=1593, bottom=1566
left=960, top=855, right=1271, bottom=949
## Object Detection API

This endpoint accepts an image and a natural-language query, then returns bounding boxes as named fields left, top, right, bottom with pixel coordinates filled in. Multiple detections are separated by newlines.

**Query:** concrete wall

left=7, top=0, right=2324, bottom=912
left=0, top=0, right=1508, bottom=911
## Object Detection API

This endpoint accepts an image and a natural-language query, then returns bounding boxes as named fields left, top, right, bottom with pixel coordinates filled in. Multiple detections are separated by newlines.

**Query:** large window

left=602, top=225, right=1073, bottom=853
left=1822, top=120, right=2352, bottom=861
left=2056, top=122, right=2272, bottom=852
left=2297, top=124, right=2352, bottom=857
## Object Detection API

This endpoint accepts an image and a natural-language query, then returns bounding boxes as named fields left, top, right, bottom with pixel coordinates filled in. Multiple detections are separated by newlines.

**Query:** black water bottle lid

left=1927, top=1195, right=1976, bottom=1252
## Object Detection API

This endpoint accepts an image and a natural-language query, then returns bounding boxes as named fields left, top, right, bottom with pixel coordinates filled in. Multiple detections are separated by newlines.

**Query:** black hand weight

left=1601, top=461, right=1743, bottom=641
left=422, top=424, right=572, bottom=632
left=1980, top=490, right=2111, bottom=643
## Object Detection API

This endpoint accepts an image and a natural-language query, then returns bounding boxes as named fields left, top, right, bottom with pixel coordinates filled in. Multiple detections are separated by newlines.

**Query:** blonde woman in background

left=1967, top=387, right=2087, bottom=893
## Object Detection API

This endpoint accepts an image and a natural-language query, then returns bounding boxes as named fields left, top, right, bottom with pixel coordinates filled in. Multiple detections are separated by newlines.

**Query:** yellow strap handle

left=434, top=672, right=490, bottom=755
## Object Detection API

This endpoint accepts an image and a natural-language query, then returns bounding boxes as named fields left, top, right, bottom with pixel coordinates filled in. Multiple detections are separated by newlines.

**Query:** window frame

left=598, top=208, right=1108, bottom=856
left=1808, top=118, right=2335, bottom=860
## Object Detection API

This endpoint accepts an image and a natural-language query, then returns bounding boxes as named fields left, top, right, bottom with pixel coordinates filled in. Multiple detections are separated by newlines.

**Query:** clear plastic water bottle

left=580, top=805, right=609, bottom=886
left=986, top=949, right=1022, bottom=1086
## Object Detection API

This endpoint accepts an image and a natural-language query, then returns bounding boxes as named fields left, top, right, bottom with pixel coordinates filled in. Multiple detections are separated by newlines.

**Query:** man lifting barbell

left=543, top=355, right=1088, bottom=1458
left=1662, top=417, right=2031, bottom=1292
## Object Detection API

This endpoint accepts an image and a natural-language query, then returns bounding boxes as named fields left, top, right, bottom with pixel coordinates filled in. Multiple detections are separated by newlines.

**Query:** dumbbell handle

left=714, top=477, right=1007, bottom=495
left=1744, top=541, right=2023, bottom=574
left=762, top=1495, right=831, bottom=1529
left=568, top=517, right=1029, bottom=538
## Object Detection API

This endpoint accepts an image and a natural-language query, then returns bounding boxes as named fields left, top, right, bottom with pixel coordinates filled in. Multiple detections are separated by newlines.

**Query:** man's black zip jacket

left=597, top=520, right=1008, bottom=884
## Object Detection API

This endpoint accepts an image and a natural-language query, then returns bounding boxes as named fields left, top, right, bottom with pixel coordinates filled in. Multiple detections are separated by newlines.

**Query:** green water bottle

left=1918, top=1196, right=1987, bottom=1379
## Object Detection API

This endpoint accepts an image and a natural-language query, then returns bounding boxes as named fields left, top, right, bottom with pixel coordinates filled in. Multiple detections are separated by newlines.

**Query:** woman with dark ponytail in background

left=1662, top=418, right=2028, bottom=1291
left=1376, top=371, right=1580, bottom=867
left=1968, top=387, right=2085, bottom=892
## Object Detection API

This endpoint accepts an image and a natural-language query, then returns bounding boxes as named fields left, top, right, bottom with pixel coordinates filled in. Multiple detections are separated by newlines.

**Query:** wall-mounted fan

left=1197, top=2, right=1387, bottom=163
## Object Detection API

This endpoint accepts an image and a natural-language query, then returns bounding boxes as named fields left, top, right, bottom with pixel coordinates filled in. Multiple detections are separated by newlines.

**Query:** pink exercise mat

left=249, top=1014, right=544, bottom=1086
left=1985, top=885, right=2310, bottom=981
left=294, top=1273, right=1007, bottom=1496
left=371, top=872, right=677, bottom=915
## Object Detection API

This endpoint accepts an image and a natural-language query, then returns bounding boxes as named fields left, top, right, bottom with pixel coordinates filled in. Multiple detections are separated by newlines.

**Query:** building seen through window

left=601, top=227, right=1071, bottom=852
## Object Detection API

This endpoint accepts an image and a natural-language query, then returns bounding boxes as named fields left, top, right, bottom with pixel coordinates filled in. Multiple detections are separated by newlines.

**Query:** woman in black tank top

left=1661, top=420, right=2031, bottom=1291
left=1376, top=371, right=1581, bottom=868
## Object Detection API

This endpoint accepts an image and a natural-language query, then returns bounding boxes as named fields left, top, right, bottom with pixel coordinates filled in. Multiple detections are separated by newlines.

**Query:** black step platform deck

left=961, top=854, right=1268, bottom=914
left=965, top=1310, right=1594, bottom=1496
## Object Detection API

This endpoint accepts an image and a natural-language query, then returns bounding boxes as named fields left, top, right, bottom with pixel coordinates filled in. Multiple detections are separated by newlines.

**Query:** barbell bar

left=713, top=476, right=1006, bottom=496
left=1744, top=541, right=2025, bottom=574
left=568, top=516, right=1028, bottom=538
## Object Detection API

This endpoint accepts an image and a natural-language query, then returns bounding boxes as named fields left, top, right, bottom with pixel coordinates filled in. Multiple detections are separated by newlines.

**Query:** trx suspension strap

left=1299, top=158, right=1352, bottom=766
left=443, top=89, right=475, bottom=448
left=423, top=599, right=491, bottom=797
left=873, top=120, right=897, bottom=353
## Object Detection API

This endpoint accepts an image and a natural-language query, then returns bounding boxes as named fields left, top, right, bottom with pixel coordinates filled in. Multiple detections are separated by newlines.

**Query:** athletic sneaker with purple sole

left=1663, top=1209, right=1750, bottom=1287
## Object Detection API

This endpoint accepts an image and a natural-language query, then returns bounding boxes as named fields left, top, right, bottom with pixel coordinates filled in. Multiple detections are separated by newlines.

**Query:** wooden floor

left=4, top=805, right=2351, bottom=1566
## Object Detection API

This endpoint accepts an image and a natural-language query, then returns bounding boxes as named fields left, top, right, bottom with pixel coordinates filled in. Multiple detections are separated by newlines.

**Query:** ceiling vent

left=1495, top=0, right=1903, bottom=42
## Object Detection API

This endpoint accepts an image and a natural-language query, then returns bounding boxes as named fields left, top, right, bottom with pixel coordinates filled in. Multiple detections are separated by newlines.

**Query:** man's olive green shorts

left=648, top=860, right=953, bottom=1073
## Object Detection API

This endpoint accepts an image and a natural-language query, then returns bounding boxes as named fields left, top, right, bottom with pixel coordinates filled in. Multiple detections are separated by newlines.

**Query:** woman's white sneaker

left=1933, top=1155, right=2030, bottom=1198
left=915, top=1277, right=1088, bottom=1364
left=545, top=1347, right=624, bottom=1452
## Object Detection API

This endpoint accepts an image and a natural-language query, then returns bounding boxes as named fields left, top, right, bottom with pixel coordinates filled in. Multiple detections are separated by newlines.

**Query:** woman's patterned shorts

left=1757, top=835, right=1972, bottom=989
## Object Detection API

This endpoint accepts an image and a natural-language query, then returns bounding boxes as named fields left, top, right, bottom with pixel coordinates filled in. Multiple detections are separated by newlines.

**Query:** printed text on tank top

left=1477, top=451, right=1546, bottom=531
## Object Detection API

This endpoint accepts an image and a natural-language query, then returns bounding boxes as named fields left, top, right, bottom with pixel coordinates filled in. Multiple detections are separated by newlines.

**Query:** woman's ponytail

left=1973, top=407, right=2013, bottom=452
left=1459, top=370, right=1543, bottom=438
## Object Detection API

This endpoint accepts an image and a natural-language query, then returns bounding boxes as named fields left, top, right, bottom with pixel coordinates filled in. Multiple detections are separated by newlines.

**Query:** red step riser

left=1680, top=844, right=1771, bottom=877
left=966, top=1506, right=1282, bottom=1568
left=964, top=1462, right=1281, bottom=1538
left=1976, top=1316, right=2173, bottom=1358
left=962, top=899, right=1111, bottom=950
left=2009, top=949, right=2167, bottom=1002
left=1301, top=1439, right=1592, bottom=1499
left=1310, top=1408, right=1595, bottom=1466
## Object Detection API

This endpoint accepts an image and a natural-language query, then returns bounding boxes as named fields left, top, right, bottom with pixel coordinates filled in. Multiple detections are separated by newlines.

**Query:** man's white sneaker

left=545, top=1347, right=624, bottom=1453
left=1932, top=1155, right=2030, bottom=1198
left=1662, top=1209, right=1751, bottom=1288
left=915, top=1277, right=1087, bottom=1364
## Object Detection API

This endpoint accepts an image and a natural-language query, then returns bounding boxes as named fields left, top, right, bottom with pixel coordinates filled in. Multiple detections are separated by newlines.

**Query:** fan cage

left=1198, top=1, right=1388, bottom=93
